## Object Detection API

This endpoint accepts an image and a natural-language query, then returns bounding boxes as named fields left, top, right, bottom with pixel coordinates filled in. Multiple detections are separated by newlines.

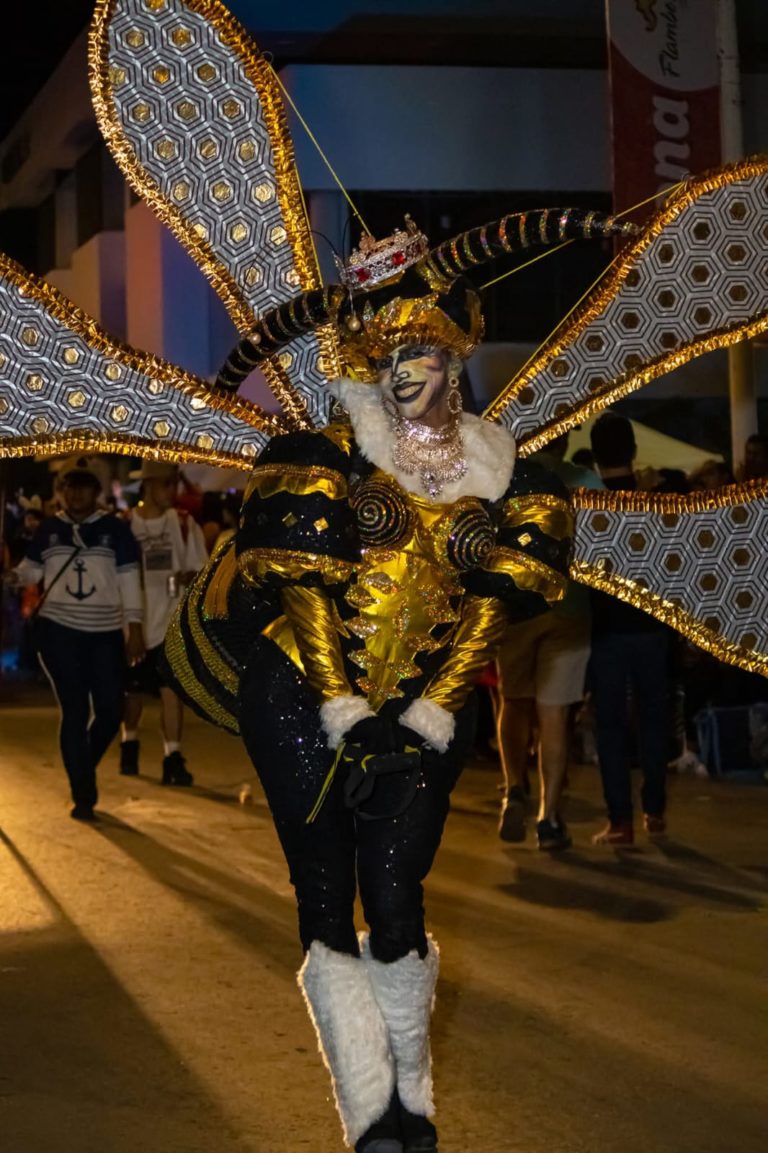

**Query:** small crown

left=336, top=215, right=430, bottom=291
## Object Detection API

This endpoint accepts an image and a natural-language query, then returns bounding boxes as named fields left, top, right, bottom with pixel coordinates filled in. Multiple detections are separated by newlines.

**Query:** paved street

left=1, top=688, right=766, bottom=1153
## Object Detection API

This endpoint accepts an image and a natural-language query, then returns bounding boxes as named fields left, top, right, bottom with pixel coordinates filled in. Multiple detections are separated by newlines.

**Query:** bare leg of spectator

left=497, top=696, right=533, bottom=842
left=120, top=692, right=143, bottom=776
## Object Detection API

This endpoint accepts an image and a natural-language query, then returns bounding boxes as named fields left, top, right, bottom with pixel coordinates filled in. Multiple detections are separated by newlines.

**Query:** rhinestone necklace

left=389, top=411, right=467, bottom=499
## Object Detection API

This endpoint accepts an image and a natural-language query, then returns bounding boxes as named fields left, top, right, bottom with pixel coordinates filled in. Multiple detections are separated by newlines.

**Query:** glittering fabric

left=240, top=636, right=476, bottom=961
left=484, top=159, right=768, bottom=455
left=571, top=482, right=768, bottom=677
left=90, top=0, right=340, bottom=427
left=0, top=252, right=283, bottom=468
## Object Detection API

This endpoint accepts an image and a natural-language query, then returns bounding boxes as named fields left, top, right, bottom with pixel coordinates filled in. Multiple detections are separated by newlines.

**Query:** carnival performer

left=198, top=213, right=630, bottom=1153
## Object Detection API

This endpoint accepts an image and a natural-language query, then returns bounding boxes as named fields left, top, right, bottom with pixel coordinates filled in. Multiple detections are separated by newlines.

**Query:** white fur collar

left=328, top=378, right=516, bottom=503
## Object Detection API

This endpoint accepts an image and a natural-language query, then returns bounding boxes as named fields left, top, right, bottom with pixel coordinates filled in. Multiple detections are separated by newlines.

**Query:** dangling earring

left=447, top=376, right=463, bottom=416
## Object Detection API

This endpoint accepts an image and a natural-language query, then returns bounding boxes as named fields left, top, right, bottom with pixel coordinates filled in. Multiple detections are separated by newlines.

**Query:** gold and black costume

left=170, top=410, right=570, bottom=959
left=1, top=4, right=768, bottom=1150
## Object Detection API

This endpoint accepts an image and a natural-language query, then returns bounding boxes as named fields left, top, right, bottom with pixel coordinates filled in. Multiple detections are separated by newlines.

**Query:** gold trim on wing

left=248, top=463, right=349, bottom=501
left=501, top=493, right=572, bottom=539
left=571, top=559, right=768, bottom=677
left=239, top=546, right=355, bottom=587
left=481, top=158, right=768, bottom=452
left=0, top=251, right=287, bottom=441
left=484, top=547, right=567, bottom=603
left=0, top=431, right=256, bottom=471
left=88, top=0, right=339, bottom=428
left=570, top=479, right=768, bottom=515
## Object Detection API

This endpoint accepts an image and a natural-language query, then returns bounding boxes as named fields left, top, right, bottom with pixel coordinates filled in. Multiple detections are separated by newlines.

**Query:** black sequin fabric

left=240, top=636, right=476, bottom=962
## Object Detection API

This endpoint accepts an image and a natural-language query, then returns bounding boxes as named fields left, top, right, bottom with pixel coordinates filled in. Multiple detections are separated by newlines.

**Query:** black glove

left=341, top=715, right=424, bottom=820
left=396, top=723, right=426, bottom=752
left=345, top=714, right=398, bottom=755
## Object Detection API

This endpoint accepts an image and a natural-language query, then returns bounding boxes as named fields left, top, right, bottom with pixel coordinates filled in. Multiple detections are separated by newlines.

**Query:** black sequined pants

left=240, top=638, right=475, bottom=963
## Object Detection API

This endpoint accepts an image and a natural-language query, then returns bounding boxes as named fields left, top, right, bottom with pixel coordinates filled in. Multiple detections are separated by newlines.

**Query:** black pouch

left=342, top=744, right=423, bottom=821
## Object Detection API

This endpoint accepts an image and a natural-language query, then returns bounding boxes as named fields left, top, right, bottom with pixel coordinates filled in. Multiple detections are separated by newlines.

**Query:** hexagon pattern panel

left=92, top=0, right=338, bottom=427
left=0, top=257, right=282, bottom=469
left=571, top=485, right=768, bottom=676
left=487, top=160, right=768, bottom=453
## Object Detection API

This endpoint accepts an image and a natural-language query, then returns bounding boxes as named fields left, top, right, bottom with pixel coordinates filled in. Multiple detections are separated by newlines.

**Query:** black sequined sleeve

left=462, top=459, right=572, bottom=622
left=236, top=423, right=360, bottom=592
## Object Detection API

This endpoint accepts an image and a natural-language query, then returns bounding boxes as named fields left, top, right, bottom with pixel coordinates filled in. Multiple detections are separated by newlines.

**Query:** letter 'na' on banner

left=606, top=0, right=722, bottom=222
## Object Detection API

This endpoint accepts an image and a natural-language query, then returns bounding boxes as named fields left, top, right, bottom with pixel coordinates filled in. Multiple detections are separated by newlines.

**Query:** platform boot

left=361, top=935, right=439, bottom=1152
left=298, top=940, right=402, bottom=1152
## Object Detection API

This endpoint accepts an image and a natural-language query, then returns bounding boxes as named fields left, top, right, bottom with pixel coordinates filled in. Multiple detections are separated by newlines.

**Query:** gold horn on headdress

left=216, top=287, right=345, bottom=392
left=215, top=209, right=637, bottom=392
left=422, top=208, right=637, bottom=281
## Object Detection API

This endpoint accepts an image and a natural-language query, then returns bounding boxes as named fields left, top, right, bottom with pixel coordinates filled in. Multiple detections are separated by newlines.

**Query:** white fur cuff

left=320, top=695, right=375, bottom=750
left=400, top=698, right=455, bottom=754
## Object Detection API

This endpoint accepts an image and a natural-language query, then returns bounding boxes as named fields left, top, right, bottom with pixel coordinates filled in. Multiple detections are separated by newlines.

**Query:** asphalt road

left=1, top=692, right=766, bottom=1153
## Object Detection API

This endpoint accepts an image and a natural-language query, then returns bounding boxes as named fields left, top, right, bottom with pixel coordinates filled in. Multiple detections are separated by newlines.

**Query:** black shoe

left=399, top=1105, right=438, bottom=1152
left=120, top=739, right=140, bottom=776
left=70, top=804, right=97, bottom=823
left=355, top=1092, right=403, bottom=1153
left=536, top=816, right=572, bottom=852
left=161, top=750, right=193, bottom=787
left=499, top=785, right=527, bottom=842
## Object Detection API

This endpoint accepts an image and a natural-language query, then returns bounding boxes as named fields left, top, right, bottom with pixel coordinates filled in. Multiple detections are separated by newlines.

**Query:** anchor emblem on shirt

left=66, top=559, right=96, bottom=600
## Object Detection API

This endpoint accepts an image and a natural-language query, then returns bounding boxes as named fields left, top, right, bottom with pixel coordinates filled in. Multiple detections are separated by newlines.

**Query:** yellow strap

left=306, top=741, right=347, bottom=824
left=305, top=743, right=421, bottom=823
left=267, top=62, right=372, bottom=238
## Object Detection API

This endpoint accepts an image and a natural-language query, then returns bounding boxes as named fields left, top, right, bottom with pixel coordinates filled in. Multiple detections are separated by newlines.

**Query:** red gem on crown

left=336, top=215, right=429, bottom=292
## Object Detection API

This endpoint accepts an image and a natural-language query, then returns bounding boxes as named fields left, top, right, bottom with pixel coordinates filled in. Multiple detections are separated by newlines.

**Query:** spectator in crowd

left=15, top=458, right=144, bottom=821
left=120, top=461, right=208, bottom=784
left=570, top=446, right=597, bottom=473
left=739, top=432, right=768, bottom=482
left=588, top=413, right=670, bottom=844
left=199, top=491, right=227, bottom=552
left=687, top=458, right=734, bottom=491
left=497, top=433, right=603, bottom=850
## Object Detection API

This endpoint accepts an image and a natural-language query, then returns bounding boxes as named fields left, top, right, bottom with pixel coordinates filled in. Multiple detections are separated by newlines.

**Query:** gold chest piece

left=346, top=471, right=495, bottom=709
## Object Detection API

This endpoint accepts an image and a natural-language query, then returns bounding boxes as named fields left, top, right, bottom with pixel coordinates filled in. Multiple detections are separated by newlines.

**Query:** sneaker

left=643, top=813, right=667, bottom=838
left=119, top=739, right=140, bottom=776
left=498, top=786, right=528, bottom=842
left=536, top=816, right=572, bottom=852
left=70, top=804, right=97, bottom=823
left=161, top=750, right=194, bottom=787
left=668, top=750, right=706, bottom=776
left=592, top=821, right=634, bottom=846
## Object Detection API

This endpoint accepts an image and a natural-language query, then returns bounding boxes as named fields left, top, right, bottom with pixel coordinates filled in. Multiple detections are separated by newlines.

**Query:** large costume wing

left=484, top=158, right=768, bottom=454
left=90, top=0, right=341, bottom=427
left=0, top=254, right=285, bottom=468
left=571, top=484, right=768, bottom=678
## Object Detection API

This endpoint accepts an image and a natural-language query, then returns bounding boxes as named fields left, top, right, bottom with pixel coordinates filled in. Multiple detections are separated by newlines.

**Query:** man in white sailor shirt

left=16, top=459, right=144, bottom=821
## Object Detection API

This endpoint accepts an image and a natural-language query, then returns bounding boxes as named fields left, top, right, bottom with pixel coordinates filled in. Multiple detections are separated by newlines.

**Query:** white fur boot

left=360, top=934, right=439, bottom=1118
left=298, top=940, right=397, bottom=1147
